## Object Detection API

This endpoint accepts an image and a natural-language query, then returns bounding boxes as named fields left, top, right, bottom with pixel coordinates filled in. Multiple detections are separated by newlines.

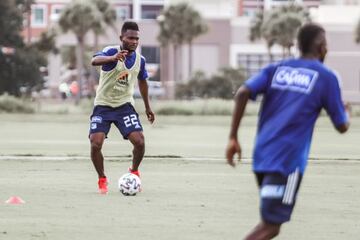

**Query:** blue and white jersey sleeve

left=93, top=46, right=118, bottom=72
left=93, top=46, right=149, bottom=79
left=93, top=46, right=118, bottom=57
left=138, top=56, right=148, bottom=81
left=245, top=64, right=276, bottom=100
left=322, top=73, right=348, bottom=127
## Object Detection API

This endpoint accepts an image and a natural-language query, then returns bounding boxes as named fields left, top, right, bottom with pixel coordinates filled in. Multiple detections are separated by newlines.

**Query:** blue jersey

left=245, top=58, right=348, bottom=175
left=94, top=46, right=148, bottom=81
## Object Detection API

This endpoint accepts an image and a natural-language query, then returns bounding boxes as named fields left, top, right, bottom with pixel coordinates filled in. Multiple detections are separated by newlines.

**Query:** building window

left=116, top=5, right=130, bottom=20
left=141, top=0, right=164, bottom=3
left=31, top=5, right=47, bottom=27
left=50, top=4, right=64, bottom=22
left=237, top=53, right=284, bottom=77
left=141, top=46, right=160, bottom=81
left=243, top=9, right=257, bottom=17
left=141, top=46, right=160, bottom=64
left=141, top=5, right=163, bottom=19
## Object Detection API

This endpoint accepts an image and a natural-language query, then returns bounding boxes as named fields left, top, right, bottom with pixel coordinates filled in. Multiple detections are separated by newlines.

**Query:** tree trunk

left=267, top=46, right=273, bottom=62
left=76, top=35, right=84, bottom=104
left=26, top=10, right=31, bottom=44
left=173, top=44, right=178, bottom=83
left=282, top=47, right=286, bottom=59
left=188, top=41, right=192, bottom=78
left=287, top=46, right=291, bottom=57
left=94, top=34, right=99, bottom=52
left=90, top=34, right=100, bottom=96
left=178, top=45, right=183, bottom=82
left=162, top=45, right=175, bottom=99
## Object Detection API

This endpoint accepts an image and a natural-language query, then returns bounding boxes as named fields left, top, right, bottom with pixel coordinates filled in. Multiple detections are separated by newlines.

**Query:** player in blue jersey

left=89, top=21, right=155, bottom=194
left=226, top=23, right=350, bottom=239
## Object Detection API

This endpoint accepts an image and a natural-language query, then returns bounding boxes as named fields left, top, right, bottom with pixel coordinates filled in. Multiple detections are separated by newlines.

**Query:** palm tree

left=158, top=3, right=207, bottom=83
left=89, top=0, right=116, bottom=96
left=249, top=11, right=264, bottom=42
left=18, top=0, right=35, bottom=44
left=90, top=0, right=116, bottom=50
left=58, top=0, right=107, bottom=101
left=250, top=10, right=277, bottom=59
left=158, top=5, right=186, bottom=84
left=31, top=28, right=58, bottom=54
left=249, top=4, right=310, bottom=58
left=181, top=5, right=207, bottom=76
left=274, top=4, right=310, bottom=57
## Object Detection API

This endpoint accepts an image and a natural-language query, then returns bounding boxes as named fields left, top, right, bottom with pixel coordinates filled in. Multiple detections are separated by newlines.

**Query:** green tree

left=18, top=0, right=34, bottom=44
left=249, top=4, right=310, bottom=58
left=61, top=46, right=77, bottom=70
left=91, top=0, right=116, bottom=50
left=176, top=67, right=246, bottom=99
left=60, top=45, right=93, bottom=73
left=0, top=0, right=24, bottom=47
left=59, top=0, right=113, bottom=101
left=181, top=5, right=208, bottom=75
left=31, top=28, right=58, bottom=54
left=158, top=3, right=207, bottom=84
left=0, top=0, right=47, bottom=96
left=89, top=0, right=116, bottom=94
left=250, top=11, right=265, bottom=43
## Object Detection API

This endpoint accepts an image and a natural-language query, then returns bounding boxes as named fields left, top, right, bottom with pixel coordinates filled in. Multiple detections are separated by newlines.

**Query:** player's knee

left=133, top=136, right=145, bottom=149
left=270, top=227, right=280, bottom=238
left=266, top=224, right=280, bottom=238
left=90, top=140, right=103, bottom=152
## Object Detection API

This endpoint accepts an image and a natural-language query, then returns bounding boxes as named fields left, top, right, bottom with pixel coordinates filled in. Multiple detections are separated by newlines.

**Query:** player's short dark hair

left=121, top=21, right=139, bottom=35
left=297, top=23, right=325, bottom=54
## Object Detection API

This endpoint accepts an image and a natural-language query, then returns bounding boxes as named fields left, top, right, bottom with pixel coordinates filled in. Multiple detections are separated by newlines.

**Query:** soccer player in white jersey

left=89, top=21, right=155, bottom=194
left=226, top=23, right=350, bottom=239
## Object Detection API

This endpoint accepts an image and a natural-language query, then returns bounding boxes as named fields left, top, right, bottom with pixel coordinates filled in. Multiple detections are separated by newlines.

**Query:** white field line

left=0, top=155, right=236, bottom=162
left=0, top=155, right=359, bottom=163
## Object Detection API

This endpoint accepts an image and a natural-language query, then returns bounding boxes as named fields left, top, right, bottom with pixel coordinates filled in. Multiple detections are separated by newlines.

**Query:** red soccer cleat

left=98, top=177, right=108, bottom=194
left=128, top=167, right=140, bottom=178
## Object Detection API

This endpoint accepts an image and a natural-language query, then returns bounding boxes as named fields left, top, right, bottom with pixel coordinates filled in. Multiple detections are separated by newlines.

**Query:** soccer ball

left=118, top=173, right=141, bottom=196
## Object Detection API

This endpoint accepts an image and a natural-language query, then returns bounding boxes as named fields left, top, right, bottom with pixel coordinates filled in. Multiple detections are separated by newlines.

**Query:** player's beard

left=319, top=54, right=326, bottom=63
left=319, top=46, right=327, bottom=63
left=123, top=44, right=137, bottom=53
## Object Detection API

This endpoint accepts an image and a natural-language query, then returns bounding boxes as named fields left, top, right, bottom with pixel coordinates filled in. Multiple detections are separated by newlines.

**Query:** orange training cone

left=5, top=196, right=25, bottom=204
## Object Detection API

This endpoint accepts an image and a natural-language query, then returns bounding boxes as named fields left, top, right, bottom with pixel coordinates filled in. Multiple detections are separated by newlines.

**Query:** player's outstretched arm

left=226, top=86, right=250, bottom=167
left=336, top=102, right=351, bottom=133
left=138, top=80, right=155, bottom=124
left=91, top=50, right=128, bottom=66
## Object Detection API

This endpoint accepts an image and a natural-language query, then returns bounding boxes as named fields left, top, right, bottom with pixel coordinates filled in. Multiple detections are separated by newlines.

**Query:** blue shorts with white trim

left=89, top=103, right=143, bottom=139
left=255, top=169, right=303, bottom=224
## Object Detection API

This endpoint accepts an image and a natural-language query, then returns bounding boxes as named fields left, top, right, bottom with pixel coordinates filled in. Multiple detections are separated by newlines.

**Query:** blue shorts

left=256, top=169, right=303, bottom=224
left=89, top=103, right=143, bottom=139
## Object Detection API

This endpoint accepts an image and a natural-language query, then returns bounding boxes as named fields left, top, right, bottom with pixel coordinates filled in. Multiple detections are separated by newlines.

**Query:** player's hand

left=344, top=102, right=352, bottom=117
left=113, top=50, right=128, bottom=62
left=226, top=138, right=241, bottom=167
left=146, top=108, right=155, bottom=124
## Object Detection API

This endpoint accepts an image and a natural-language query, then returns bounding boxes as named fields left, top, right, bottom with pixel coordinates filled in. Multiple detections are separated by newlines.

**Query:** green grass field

left=0, top=113, right=359, bottom=240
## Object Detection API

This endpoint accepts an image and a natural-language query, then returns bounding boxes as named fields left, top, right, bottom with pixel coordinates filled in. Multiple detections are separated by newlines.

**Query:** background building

left=23, top=0, right=360, bottom=102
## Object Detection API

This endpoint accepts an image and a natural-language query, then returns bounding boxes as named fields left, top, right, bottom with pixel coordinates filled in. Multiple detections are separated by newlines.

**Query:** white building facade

left=25, top=0, right=360, bottom=102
